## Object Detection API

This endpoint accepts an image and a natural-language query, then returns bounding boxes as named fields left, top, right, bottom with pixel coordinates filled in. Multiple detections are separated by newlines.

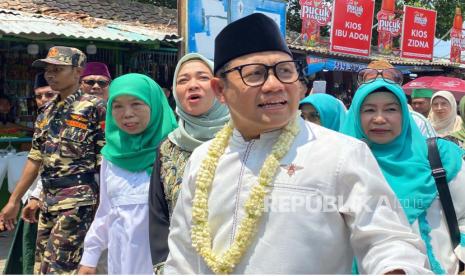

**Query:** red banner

left=451, top=29, right=465, bottom=50
left=330, top=0, right=375, bottom=57
left=450, top=28, right=463, bottom=63
left=300, top=0, right=332, bottom=46
left=400, top=6, right=437, bottom=60
left=300, top=0, right=332, bottom=26
left=377, top=10, right=401, bottom=54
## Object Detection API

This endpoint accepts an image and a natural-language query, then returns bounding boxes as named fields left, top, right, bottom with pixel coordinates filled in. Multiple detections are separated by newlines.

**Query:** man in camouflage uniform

left=0, top=46, right=106, bottom=274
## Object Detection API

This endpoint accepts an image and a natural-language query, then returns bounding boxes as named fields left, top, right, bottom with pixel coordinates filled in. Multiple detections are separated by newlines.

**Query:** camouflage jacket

left=28, top=89, right=106, bottom=211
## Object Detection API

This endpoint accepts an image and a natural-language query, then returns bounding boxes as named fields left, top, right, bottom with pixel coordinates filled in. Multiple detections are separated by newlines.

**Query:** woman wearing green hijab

left=449, top=96, right=465, bottom=148
left=78, top=73, right=177, bottom=274
left=148, top=53, right=229, bottom=270
left=341, top=79, right=465, bottom=274
left=299, top=93, right=347, bottom=131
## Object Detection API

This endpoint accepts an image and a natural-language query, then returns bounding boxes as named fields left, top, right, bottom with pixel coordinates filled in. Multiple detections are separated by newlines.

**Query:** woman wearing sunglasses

left=358, top=60, right=437, bottom=138
left=341, top=78, right=465, bottom=274
left=80, top=62, right=112, bottom=101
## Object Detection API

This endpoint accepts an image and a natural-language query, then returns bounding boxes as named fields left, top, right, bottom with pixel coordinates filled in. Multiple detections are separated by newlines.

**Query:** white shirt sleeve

left=411, top=111, right=437, bottom=138
left=80, top=159, right=111, bottom=268
left=451, top=163, right=465, bottom=262
left=337, top=142, right=431, bottom=274
left=164, top=160, right=198, bottom=274
left=29, top=178, right=42, bottom=199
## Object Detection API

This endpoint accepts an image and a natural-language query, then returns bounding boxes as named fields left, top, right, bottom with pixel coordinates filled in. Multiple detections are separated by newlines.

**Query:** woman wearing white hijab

left=428, top=91, right=463, bottom=137
left=148, top=53, right=230, bottom=271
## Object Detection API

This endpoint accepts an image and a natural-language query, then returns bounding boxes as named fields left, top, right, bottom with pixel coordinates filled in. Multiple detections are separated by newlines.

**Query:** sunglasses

left=357, top=68, right=403, bottom=86
left=82, top=79, right=110, bottom=88
left=35, top=92, right=56, bottom=100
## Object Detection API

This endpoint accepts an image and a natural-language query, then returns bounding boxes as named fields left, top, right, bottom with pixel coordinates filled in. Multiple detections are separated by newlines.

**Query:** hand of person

left=0, top=201, right=21, bottom=231
left=22, top=198, right=40, bottom=223
left=78, top=265, right=97, bottom=275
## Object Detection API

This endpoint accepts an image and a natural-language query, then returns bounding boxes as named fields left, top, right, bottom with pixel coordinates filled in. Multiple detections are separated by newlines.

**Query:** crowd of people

left=0, top=12, right=464, bottom=275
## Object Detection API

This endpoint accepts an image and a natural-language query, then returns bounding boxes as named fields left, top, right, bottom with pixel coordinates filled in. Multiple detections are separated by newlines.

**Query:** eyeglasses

left=35, top=92, right=56, bottom=100
left=82, top=79, right=110, bottom=88
left=221, top=60, right=303, bottom=87
left=357, top=68, right=403, bottom=86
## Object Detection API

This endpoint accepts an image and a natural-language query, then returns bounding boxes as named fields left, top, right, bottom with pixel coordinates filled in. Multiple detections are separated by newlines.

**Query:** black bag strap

left=427, top=137, right=464, bottom=272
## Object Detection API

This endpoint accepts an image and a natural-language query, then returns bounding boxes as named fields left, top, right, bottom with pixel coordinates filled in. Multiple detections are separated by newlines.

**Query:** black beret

left=34, top=73, right=48, bottom=90
left=214, top=13, right=292, bottom=75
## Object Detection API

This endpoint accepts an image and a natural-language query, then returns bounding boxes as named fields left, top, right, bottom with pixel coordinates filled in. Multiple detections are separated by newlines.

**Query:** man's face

left=34, top=86, right=58, bottom=107
left=212, top=51, right=301, bottom=139
left=411, top=97, right=431, bottom=116
left=81, top=75, right=110, bottom=101
left=44, top=64, right=81, bottom=92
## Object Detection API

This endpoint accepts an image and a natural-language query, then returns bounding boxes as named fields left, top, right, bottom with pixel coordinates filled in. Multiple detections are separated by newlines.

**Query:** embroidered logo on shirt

left=65, top=120, right=87, bottom=130
left=47, top=47, right=59, bottom=58
left=69, top=114, right=88, bottom=123
left=280, top=163, right=303, bottom=177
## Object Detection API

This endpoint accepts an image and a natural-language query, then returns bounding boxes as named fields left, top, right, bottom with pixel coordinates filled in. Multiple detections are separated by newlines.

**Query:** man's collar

left=56, top=89, right=82, bottom=107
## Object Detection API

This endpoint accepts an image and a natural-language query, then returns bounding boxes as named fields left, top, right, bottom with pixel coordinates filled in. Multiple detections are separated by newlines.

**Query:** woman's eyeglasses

left=82, top=79, right=110, bottom=88
left=357, top=68, right=403, bottom=86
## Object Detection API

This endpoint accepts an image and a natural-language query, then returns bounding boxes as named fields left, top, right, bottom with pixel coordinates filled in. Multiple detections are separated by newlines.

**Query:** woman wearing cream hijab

left=428, top=91, right=463, bottom=137
left=148, top=53, right=229, bottom=271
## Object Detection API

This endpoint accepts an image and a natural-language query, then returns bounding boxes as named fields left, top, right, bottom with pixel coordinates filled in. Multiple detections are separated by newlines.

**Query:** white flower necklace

left=191, top=116, right=300, bottom=274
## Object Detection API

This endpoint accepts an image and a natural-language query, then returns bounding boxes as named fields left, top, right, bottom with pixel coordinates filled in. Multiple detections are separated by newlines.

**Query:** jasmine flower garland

left=191, top=115, right=301, bottom=274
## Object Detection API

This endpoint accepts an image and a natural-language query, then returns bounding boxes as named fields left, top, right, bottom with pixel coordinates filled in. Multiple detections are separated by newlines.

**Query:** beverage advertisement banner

left=330, top=0, right=375, bottom=57
left=400, top=6, right=437, bottom=60
left=450, top=28, right=464, bottom=63
left=377, top=10, right=401, bottom=54
left=300, top=0, right=332, bottom=46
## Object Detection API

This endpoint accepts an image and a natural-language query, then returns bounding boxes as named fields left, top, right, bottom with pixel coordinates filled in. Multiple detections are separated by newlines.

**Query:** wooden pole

left=177, top=0, right=187, bottom=58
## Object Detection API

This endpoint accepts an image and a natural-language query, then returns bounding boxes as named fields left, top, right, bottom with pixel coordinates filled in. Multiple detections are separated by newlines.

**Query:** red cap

left=81, top=62, right=111, bottom=80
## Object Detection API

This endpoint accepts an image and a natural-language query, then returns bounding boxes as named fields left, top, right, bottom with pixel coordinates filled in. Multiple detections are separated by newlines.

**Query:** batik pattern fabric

left=159, top=139, right=192, bottom=217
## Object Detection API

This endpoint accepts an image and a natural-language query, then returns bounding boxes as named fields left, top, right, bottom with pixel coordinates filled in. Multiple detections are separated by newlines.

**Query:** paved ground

left=0, top=230, right=14, bottom=274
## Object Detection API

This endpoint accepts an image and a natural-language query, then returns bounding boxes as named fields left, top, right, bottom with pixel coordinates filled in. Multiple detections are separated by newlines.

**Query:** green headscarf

left=168, top=53, right=229, bottom=152
left=341, top=79, right=464, bottom=224
left=299, top=93, right=347, bottom=131
left=101, top=73, right=178, bottom=174
left=451, top=96, right=465, bottom=143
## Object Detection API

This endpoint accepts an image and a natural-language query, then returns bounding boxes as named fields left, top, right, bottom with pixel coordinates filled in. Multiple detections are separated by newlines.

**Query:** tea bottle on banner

left=450, top=7, right=463, bottom=63
left=377, top=0, right=395, bottom=54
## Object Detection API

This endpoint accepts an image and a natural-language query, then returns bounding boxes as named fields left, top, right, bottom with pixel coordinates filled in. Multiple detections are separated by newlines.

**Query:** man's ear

left=211, top=77, right=227, bottom=104
left=74, top=67, right=84, bottom=81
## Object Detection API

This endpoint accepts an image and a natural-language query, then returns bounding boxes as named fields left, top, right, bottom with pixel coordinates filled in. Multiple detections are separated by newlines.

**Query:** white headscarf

left=428, top=90, right=463, bottom=137
left=168, top=53, right=230, bottom=152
